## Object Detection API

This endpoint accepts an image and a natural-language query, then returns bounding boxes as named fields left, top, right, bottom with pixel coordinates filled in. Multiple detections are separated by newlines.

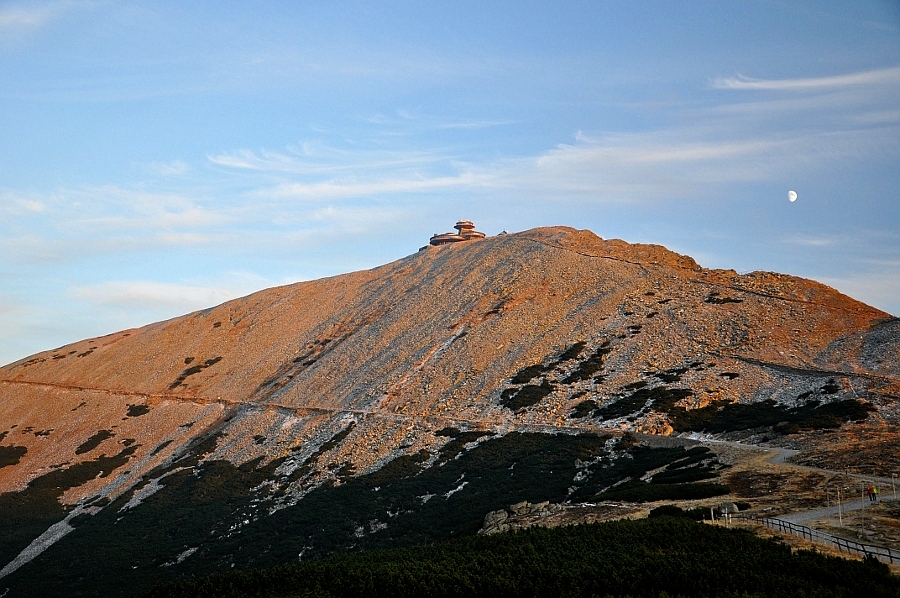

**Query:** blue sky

left=1, top=1, right=899, bottom=366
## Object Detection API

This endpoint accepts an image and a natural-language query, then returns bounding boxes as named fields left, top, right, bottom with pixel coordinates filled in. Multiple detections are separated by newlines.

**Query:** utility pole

left=892, top=473, right=896, bottom=500
left=860, top=482, right=864, bottom=532
left=837, top=485, right=842, bottom=526
left=861, top=481, right=867, bottom=534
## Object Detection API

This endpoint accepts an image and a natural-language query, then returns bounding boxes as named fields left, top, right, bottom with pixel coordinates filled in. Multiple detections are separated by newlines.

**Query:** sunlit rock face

left=0, top=226, right=896, bottom=595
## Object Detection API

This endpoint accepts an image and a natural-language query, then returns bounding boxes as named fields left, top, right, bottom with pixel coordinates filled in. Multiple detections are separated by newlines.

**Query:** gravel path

left=705, top=439, right=897, bottom=524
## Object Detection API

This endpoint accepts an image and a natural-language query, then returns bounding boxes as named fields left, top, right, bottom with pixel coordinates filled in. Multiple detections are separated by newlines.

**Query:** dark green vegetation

left=126, top=404, right=151, bottom=417
left=0, top=444, right=137, bottom=569
left=500, top=380, right=555, bottom=411
left=572, top=386, right=692, bottom=422
left=503, top=342, right=610, bottom=411
left=511, top=345, right=870, bottom=438
left=561, top=343, right=612, bottom=383
left=509, top=342, right=587, bottom=384
left=74, top=429, right=114, bottom=454
left=569, top=399, right=597, bottom=418
left=570, top=444, right=729, bottom=502
left=704, top=292, right=744, bottom=304
left=601, top=481, right=729, bottom=502
left=150, top=439, right=174, bottom=456
left=256, top=338, right=338, bottom=396
left=667, top=397, right=875, bottom=434
left=0, top=445, right=26, bottom=469
left=168, top=356, right=223, bottom=390
left=570, top=365, right=875, bottom=435
left=648, top=503, right=752, bottom=520
left=2, top=431, right=738, bottom=597
left=147, top=518, right=900, bottom=598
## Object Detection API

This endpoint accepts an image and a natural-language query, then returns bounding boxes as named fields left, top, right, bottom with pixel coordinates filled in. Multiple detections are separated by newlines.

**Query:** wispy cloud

left=0, top=292, right=30, bottom=316
left=852, top=109, right=900, bottom=125
left=0, top=1, right=93, bottom=32
left=53, top=185, right=232, bottom=231
left=210, top=115, right=899, bottom=206
left=362, top=110, right=515, bottom=131
left=208, top=144, right=446, bottom=175
left=712, top=66, right=900, bottom=91
left=0, top=191, right=47, bottom=215
left=499, top=126, right=898, bottom=199
left=0, top=185, right=243, bottom=266
left=72, top=278, right=264, bottom=311
left=0, top=3, right=60, bottom=29
left=436, top=119, right=516, bottom=130
left=783, top=234, right=836, bottom=247
left=70, top=206, right=229, bottom=231
left=261, top=172, right=492, bottom=201
left=141, top=160, right=190, bottom=176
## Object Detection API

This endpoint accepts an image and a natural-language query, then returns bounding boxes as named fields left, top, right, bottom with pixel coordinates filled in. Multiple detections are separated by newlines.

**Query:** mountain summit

left=1, top=226, right=897, bottom=595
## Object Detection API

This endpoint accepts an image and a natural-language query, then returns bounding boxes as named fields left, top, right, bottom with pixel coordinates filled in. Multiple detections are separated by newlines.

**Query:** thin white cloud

left=0, top=3, right=59, bottom=29
left=215, top=115, right=899, bottom=205
left=506, top=127, right=897, bottom=197
left=0, top=184, right=247, bottom=266
left=852, top=109, right=900, bottom=125
left=860, top=258, right=900, bottom=268
left=72, top=280, right=259, bottom=311
left=144, top=160, right=190, bottom=176
left=208, top=144, right=445, bottom=175
left=0, top=1, right=93, bottom=32
left=71, top=205, right=229, bottom=230
left=42, top=185, right=233, bottom=231
left=361, top=110, right=514, bottom=131
left=0, top=232, right=233, bottom=266
left=569, top=131, right=787, bottom=163
left=0, top=292, right=30, bottom=316
left=783, top=235, right=836, bottom=247
left=712, top=66, right=900, bottom=91
left=436, top=119, right=516, bottom=130
left=261, top=172, right=491, bottom=200
left=0, top=191, right=46, bottom=215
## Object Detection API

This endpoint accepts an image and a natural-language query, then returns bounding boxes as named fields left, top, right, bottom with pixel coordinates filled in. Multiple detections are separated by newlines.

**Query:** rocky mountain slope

left=0, top=226, right=897, bottom=596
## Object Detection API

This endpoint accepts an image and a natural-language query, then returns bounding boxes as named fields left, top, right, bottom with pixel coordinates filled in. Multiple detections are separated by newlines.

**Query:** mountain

left=0, top=226, right=897, bottom=596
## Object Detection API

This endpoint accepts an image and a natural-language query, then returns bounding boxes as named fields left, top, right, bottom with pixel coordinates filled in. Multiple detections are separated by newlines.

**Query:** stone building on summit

left=429, top=220, right=486, bottom=246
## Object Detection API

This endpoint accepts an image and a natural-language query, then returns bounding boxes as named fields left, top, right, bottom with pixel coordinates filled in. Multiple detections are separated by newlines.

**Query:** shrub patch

left=75, top=430, right=115, bottom=455
left=0, top=445, right=27, bottom=469
left=126, top=404, right=151, bottom=417
left=168, top=357, right=223, bottom=390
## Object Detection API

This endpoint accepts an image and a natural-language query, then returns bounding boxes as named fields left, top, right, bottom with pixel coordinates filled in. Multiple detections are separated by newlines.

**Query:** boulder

left=510, top=501, right=530, bottom=515
left=483, top=510, right=508, bottom=527
left=718, top=502, right=740, bottom=514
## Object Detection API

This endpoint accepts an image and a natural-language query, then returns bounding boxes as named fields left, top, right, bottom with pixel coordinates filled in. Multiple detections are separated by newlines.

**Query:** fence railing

left=744, top=515, right=897, bottom=565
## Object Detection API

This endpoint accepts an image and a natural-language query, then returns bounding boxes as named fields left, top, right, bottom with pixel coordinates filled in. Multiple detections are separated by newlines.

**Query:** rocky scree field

left=0, top=226, right=897, bottom=596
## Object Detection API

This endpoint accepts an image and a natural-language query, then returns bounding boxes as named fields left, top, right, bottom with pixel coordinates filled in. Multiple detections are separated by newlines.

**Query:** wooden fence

left=746, top=515, right=897, bottom=565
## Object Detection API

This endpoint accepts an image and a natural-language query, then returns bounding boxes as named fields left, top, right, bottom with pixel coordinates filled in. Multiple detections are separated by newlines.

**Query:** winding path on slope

left=706, top=439, right=897, bottom=525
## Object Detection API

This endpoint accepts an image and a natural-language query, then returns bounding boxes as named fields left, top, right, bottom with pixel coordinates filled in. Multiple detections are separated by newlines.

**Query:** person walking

left=872, top=485, right=878, bottom=502
left=866, top=485, right=873, bottom=502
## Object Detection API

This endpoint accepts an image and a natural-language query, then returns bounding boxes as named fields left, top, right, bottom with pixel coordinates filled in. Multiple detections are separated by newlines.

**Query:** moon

left=788, top=190, right=798, bottom=202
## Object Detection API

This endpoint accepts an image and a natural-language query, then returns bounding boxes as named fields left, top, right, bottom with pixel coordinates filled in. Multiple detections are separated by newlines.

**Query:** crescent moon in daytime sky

left=788, top=190, right=798, bottom=202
